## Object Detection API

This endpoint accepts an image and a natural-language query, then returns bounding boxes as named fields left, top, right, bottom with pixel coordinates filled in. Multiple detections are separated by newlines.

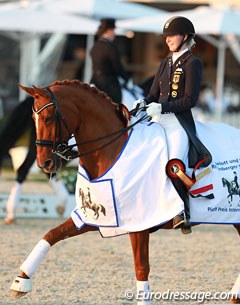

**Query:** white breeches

left=151, top=113, right=189, bottom=161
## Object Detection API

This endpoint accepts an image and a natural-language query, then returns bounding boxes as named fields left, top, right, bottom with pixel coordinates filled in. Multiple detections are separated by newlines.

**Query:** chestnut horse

left=10, top=80, right=240, bottom=304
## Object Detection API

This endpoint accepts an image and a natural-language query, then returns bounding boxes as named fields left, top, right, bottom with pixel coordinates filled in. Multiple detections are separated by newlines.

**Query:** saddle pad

left=71, top=122, right=184, bottom=237
left=71, top=121, right=240, bottom=237
left=189, top=121, right=240, bottom=224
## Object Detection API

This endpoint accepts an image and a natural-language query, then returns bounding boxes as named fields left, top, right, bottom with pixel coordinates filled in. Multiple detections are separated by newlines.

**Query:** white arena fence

left=0, top=194, right=76, bottom=219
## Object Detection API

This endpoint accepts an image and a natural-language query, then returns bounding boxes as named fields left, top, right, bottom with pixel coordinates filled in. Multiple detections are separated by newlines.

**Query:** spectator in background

left=90, top=18, right=130, bottom=105
left=197, top=84, right=213, bottom=114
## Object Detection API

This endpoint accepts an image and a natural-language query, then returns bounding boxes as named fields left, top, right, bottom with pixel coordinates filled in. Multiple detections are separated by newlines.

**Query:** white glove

left=126, top=78, right=134, bottom=89
left=132, top=99, right=145, bottom=110
left=146, top=102, right=162, bottom=117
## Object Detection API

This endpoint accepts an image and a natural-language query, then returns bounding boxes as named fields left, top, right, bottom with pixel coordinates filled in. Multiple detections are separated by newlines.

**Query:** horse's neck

left=72, top=92, right=126, bottom=179
left=76, top=132, right=126, bottom=180
left=225, top=179, right=231, bottom=189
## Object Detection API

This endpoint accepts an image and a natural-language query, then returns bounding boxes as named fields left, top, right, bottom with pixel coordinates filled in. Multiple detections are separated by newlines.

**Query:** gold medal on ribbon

left=172, top=91, right=177, bottom=98
left=173, top=74, right=180, bottom=83
left=172, top=83, right=178, bottom=90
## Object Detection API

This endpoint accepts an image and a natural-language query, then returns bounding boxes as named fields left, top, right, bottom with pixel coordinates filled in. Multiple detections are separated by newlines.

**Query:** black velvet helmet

left=96, top=18, right=116, bottom=38
left=162, top=16, right=195, bottom=36
left=100, top=18, right=116, bottom=30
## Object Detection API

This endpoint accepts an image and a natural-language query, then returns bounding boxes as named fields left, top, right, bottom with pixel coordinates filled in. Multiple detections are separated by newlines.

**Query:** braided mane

left=50, top=79, right=115, bottom=105
left=49, top=79, right=127, bottom=125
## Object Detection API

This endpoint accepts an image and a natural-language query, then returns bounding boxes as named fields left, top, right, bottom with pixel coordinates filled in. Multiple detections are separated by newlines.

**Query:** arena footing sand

left=0, top=176, right=239, bottom=304
left=1, top=218, right=239, bottom=305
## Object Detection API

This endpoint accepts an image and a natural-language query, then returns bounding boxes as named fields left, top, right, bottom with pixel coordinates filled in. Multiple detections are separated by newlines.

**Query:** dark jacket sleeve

left=109, top=43, right=130, bottom=81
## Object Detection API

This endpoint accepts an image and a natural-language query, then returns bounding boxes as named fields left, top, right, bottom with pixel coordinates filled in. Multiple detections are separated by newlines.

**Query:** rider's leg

left=171, top=178, right=192, bottom=234
left=154, top=114, right=191, bottom=233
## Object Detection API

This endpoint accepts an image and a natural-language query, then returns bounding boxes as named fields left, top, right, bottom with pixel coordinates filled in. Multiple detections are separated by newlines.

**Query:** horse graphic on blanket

left=222, top=173, right=240, bottom=206
left=79, top=187, right=106, bottom=220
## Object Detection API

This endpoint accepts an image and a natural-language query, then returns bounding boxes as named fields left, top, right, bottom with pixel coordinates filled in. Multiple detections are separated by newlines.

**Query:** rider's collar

left=172, top=48, right=189, bottom=64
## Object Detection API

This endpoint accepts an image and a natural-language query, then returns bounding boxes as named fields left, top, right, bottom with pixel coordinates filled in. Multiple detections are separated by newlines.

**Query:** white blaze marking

left=34, top=113, right=39, bottom=133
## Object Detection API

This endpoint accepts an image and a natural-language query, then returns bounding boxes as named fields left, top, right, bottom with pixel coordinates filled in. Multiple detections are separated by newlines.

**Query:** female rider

left=137, top=16, right=211, bottom=234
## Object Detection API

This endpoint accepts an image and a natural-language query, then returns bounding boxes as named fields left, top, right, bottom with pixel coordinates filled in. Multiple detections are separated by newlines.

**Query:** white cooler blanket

left=71, top=121, right=240, bottom=237
left=189, top=121, right=240, bottom=224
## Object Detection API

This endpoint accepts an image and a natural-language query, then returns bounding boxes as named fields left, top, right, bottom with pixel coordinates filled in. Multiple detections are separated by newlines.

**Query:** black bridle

left=33, top=87, right=73, bottom=160
left=33, top=87, right=148, bottom=161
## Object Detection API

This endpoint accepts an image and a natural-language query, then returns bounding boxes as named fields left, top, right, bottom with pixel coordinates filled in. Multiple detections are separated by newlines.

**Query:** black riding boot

left=171, top=178, right=192, bottom=234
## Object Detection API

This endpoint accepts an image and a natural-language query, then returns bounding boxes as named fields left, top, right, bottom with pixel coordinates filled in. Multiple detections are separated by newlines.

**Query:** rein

left=33, top=86, right=148, bottom=161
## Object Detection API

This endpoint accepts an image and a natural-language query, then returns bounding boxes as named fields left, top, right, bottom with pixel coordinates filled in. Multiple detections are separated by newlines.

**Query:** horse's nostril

left=42, top=160, right=52, bottom=169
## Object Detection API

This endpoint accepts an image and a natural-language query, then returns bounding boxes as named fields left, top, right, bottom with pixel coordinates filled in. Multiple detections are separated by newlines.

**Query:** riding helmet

left=96, top=18, right=116, bottom=38
left=162, top=16, right=195, bottom=36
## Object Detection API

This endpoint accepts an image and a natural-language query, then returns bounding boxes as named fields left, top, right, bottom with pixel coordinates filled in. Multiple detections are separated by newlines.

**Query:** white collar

left=172, top=48, right=188, bottom=64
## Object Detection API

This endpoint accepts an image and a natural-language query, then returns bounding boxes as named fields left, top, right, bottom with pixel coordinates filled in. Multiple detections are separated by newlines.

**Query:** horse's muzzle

left=39, top=155, right=62, bottom=173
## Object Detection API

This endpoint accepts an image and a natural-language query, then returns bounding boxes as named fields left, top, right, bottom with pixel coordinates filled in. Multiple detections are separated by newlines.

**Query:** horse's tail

left=100, top=204, right=106, bottom=216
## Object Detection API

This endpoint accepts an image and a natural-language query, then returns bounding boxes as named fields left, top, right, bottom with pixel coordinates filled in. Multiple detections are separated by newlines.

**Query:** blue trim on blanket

left=73, top=209, right=118, bottom=228
left=78, top=129, right=133, bottom=182
left=74, top=218, right=86, bottom=231
left=75, top=173, right=119, bottom=227
left=99, top=230, right=129, bottom=238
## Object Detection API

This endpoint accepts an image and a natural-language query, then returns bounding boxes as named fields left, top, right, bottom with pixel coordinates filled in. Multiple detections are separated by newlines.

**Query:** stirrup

left=173, top=214, right=185, bottom=229
left=10, top=276, right=32, bottom=294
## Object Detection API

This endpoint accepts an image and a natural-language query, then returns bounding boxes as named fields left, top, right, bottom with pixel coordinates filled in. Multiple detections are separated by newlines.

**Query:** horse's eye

left=44, top=116, right=52, bottom=124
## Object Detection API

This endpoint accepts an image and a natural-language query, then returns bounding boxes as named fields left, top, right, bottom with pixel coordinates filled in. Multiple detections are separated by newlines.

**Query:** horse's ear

left=18, top=83, right=51, bottom=100
left=18, top=83, right=35, bottom=97
left=32, top=86, right=51, bottom=100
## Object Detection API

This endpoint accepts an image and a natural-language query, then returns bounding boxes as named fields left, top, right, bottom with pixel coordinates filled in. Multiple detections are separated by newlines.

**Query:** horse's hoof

left=11, top=290, right=27, bottom=298
left=231, top=297, right=240, bottom=304
left=10, top=276, right=32, bottom=297
left=56, top=205, right=65, bottom=217
left=4, top=217, right=15, bottom=225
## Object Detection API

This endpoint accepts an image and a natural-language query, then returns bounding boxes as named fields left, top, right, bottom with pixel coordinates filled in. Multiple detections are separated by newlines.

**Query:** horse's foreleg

left=230, top=225, right=240, bottom=304
left=10, top=217, right=97, bottom=297
left=5, top=137, right=36, bottom=224
left=129, top=230, right=151, bottom=305
left=48, top=174, right=69, bottom=216
left=4, top=182, right=22, bottom=224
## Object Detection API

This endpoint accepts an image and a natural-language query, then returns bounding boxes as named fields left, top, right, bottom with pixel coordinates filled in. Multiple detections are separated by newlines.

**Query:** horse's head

left=222, top=177, right=229, bottom=187
left=19, top=82, right=77, bottom=173
left=19, top=80, right=128, bottom=177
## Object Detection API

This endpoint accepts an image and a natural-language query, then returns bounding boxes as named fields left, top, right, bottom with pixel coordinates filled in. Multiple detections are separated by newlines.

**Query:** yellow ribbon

left=175, top=169, right=195, bottom=189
